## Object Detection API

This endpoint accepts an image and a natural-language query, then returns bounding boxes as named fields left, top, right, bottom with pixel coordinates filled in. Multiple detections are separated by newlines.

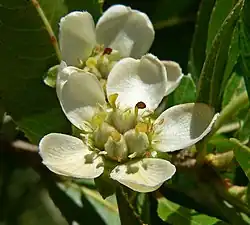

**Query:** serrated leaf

left=188, top=0, right=216, bottom=80
left=157, top=196, right=221, bottom=225
left=230, top=138, right=250, bottom=181
left=197, top=0, right=243, bottom=111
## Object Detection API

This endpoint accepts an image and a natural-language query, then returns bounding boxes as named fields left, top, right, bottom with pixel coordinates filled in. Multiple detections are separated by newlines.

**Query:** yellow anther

left=135, top=122, right=148, bottom=133
left=110, top=131, right=121, bottom=142
left=86, top=57, right=97, bottom=68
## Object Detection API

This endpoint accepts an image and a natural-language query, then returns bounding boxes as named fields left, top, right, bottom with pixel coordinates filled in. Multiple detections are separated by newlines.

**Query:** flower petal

left=110, top=158, right=176, bottom=192
left=152, top=103, right=219, bottom=152
left=56, top=61, right=79, bottom=99
left=59, top=70, right=106, bottom=129
left=96, top=5, right=154, bottom=58
left=162, top=61, right=183, bottom=95
left=59, top=11, right=96, bottom=66
left=106, top=54, right=167, bottom=112
left=39, top=133, right=104, bottom=178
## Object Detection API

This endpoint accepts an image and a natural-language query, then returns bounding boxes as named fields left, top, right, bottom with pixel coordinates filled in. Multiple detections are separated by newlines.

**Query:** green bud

left=43, top=65, right=59, bottom=88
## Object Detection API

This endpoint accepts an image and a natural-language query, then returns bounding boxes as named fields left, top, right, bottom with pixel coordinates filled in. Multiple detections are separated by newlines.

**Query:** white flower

left=39, top=54, right=218, bottom=192
left=59, top=4, right=155, bottom=68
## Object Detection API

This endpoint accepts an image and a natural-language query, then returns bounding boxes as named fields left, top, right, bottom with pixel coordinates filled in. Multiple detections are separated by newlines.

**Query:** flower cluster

left=39, top=5, right=218, bottom=192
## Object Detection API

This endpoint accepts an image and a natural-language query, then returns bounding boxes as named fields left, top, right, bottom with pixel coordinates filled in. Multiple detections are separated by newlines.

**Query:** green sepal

left=43, top=64, right=59, bottom=88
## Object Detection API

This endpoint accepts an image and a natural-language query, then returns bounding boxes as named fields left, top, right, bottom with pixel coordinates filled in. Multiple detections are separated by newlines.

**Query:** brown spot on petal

left=136, top=101, right=146, bottom=109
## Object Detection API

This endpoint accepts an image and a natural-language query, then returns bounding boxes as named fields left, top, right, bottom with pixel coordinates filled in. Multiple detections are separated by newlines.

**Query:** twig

left=11, top=140, right=38, bottom=152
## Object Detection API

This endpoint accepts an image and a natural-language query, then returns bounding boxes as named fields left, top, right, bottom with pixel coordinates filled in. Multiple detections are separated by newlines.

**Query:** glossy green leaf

left=169, top=74, right=197, bottom=106
left=222, top=72, right=246, bottom=107
left=237, top=109, right=250, bottom=143
left=188, top=0, right=216, bottom=80
left=206, top=0, right=236, bottom=51
left=157, top=196, right=221, bottom=224
left=197, top=0, right=243, bottom=110
left=237, top=0, right=250, bottom=98
left=0, top=0, right=102, bottom=144
left=0, top=0, right=68, bottom=144
left=230, top=138, right=250, bottom=181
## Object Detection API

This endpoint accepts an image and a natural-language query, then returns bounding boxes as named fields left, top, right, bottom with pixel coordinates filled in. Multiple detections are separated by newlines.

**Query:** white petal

left=162, top=61, right=183, bottom=95
left=106, top=54, right=167, bottom=112
left=96, top=5, right=154, bottom=58
left=59, top=11, right=96, bottom=66
left=56, top=61, right=80, bottom=99
left=110, top=158, right=176, bottom=192
left=59, top=71, right=106, bottom=129
left=39, top=133, right=104, bottom=178
left=152, top=103, right=219, bottom=152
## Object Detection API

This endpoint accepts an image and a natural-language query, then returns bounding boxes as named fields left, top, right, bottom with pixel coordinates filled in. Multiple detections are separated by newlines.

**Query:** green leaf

left=222, top=72, right=246, bottom=107
left=44, top=65, right=59, bottom=88
left=116, top=187, right=144, bottom=225
left=0, top=0, right=102, bottom=144
left=157, top=195, right=221, bottom=224
left=48, top=181, right=120, bottom=225
left=206, top=0, right=236, bottom=51
left=1, top=167, right=68, bottom=225
left=0, top=0, right=69, bottom=143
left=230, top=138, right=250, bottom=181
left=188, top=0, right=216, bottom=80
left=168, top=74, right=197, bottom=106
left=94, top=173, right=117, bottom=199
left=197, top=0, right=243, bottom=111
left=236, top=0, right=250, bottom=98
left=203, top=0, right=240, bottom=99
left=247, top=183, right=250, bottom=206
left=237, top=109, right=250, bottom=143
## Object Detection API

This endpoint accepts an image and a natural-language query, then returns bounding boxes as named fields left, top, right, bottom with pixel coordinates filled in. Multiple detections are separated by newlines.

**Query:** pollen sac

left=103, top=47, right=112, bottom=55
left=124, top=129, right=149, bottom=157
left=136, top=101, right=146, bottom=109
